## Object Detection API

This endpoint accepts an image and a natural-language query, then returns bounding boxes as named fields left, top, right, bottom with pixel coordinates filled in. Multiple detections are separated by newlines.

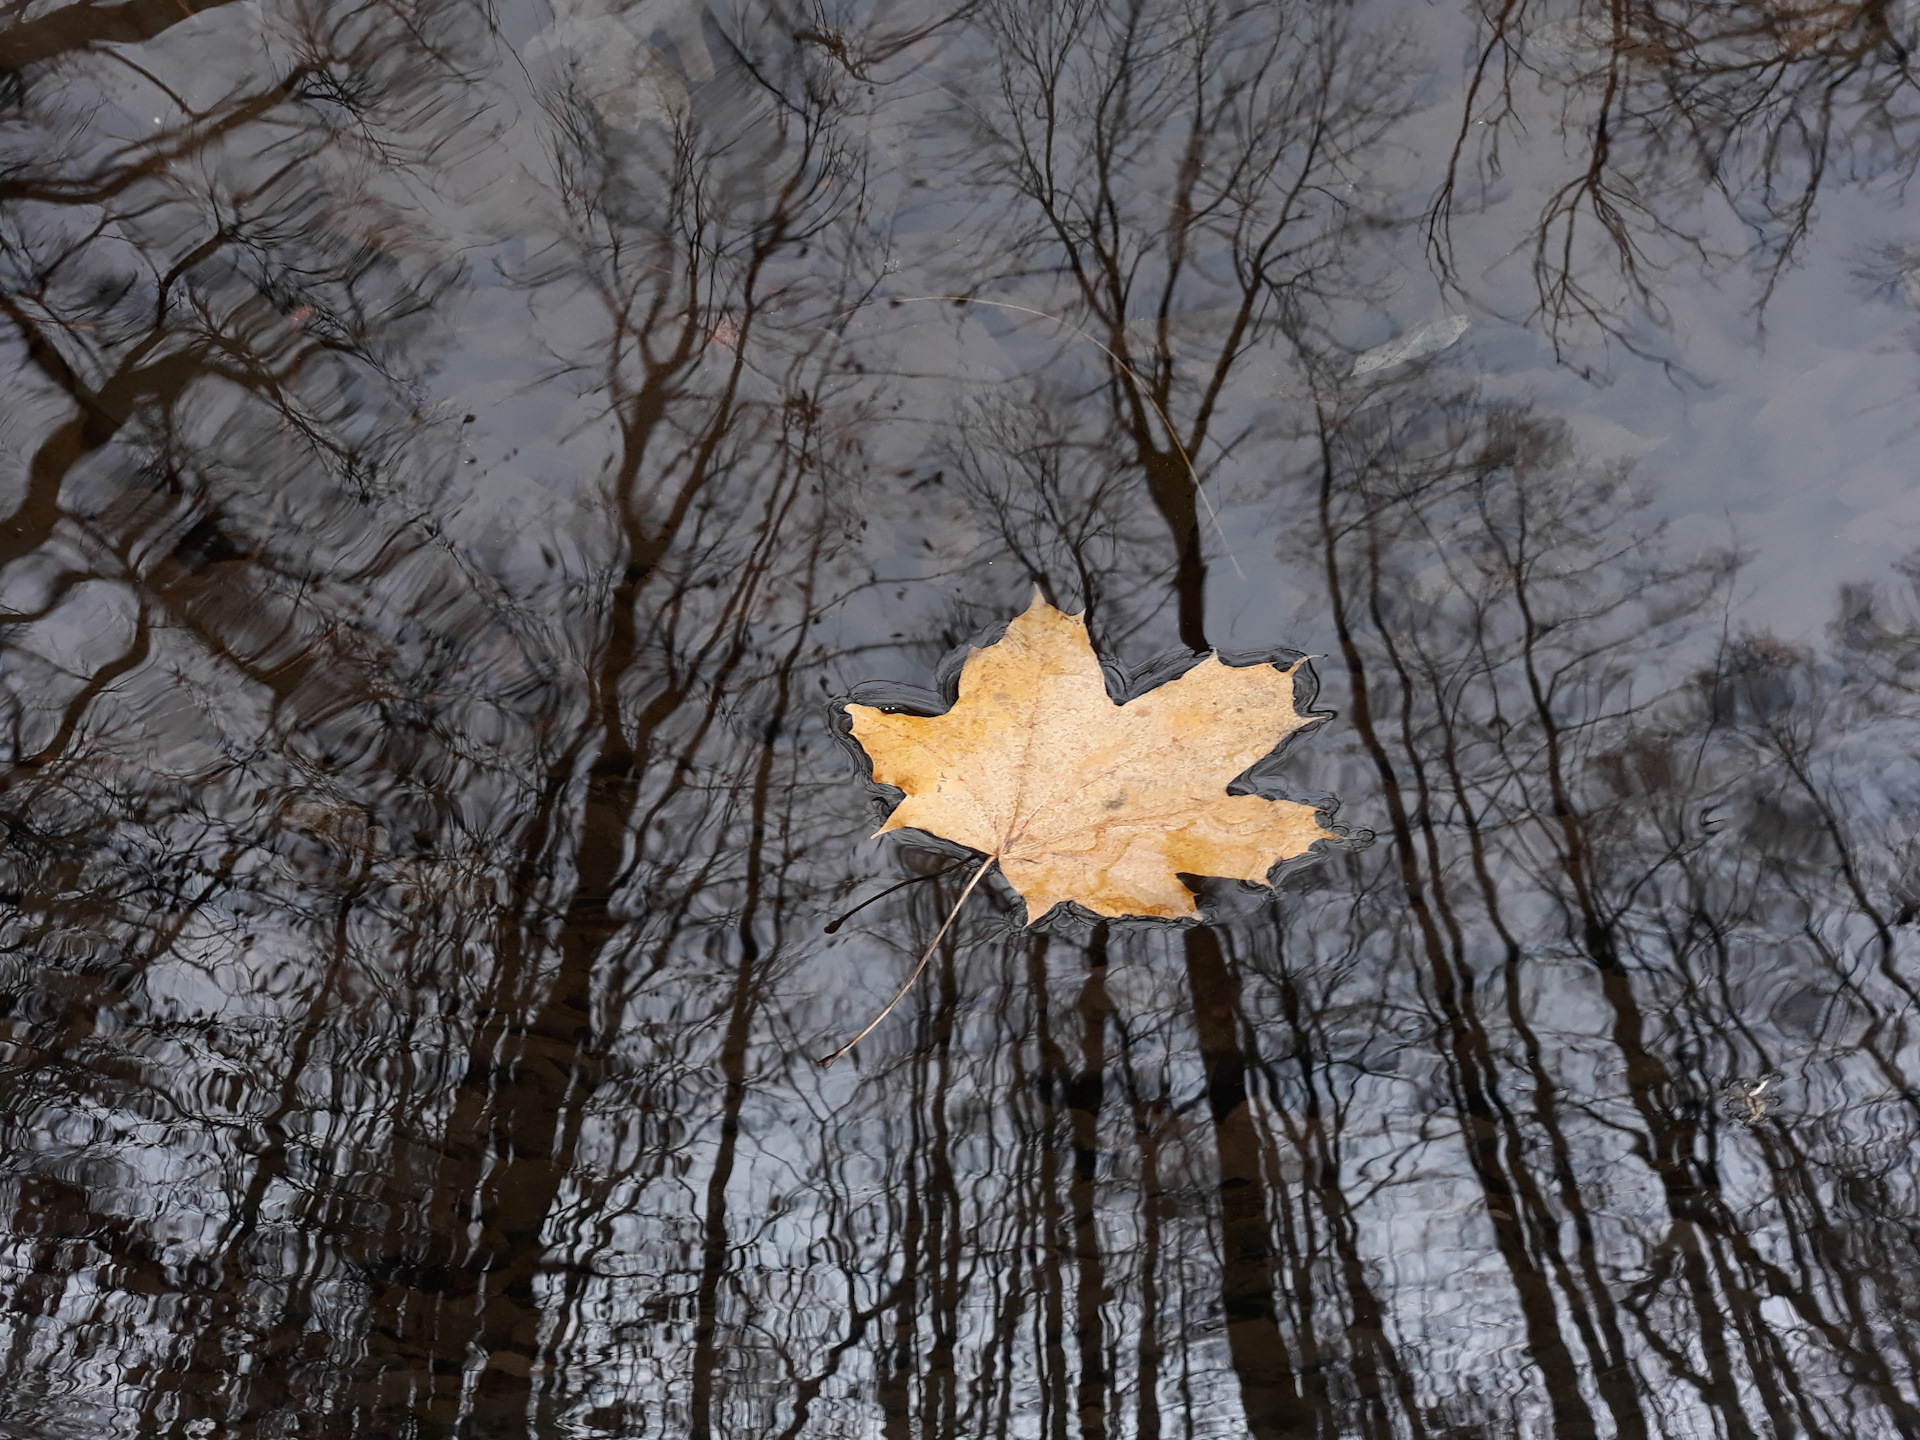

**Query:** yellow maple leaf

left=848, top=592, right=1335, bottom=920
left=824, top=593, right=1336, bottom=1063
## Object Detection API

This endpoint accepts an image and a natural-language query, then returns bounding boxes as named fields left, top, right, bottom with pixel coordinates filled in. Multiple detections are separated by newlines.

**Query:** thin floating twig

left=818, top=855, right=998, bottom=1067
left=822, top=859, right=968, bottom=934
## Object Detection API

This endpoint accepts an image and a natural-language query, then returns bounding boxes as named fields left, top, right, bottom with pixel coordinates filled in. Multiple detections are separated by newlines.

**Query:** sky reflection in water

left=1, top=0, right=1919, bottom=1436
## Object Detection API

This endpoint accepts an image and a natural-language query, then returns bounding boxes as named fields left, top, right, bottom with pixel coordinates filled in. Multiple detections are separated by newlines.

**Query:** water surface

left=2, top=0, right=1919, bottom=1436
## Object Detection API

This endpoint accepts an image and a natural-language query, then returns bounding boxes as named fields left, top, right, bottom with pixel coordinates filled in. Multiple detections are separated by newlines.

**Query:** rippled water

left=2, top=0, right=1919, bottom=1436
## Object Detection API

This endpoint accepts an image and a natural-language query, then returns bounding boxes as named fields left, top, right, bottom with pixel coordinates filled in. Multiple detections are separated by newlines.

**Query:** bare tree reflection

left=934, top=0, right=1412, bottom=650
left=1306, top=383, right=1920, bottom=1436
left=0, top=1, right=1918, bottom=1438
left=1432, top=0, right=1920, bottom=345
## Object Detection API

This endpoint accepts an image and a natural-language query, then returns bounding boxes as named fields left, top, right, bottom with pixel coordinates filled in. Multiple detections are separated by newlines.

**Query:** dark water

left=3, top=0, right=1920, bottom=1435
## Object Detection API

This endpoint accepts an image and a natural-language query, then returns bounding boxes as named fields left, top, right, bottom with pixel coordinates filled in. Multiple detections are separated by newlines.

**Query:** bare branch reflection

left=0, top=1, right=1915, bottom=1438
left=1432, top=0, right=1920, bottom=346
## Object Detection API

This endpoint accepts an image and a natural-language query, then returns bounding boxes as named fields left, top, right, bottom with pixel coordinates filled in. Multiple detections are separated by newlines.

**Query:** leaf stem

left=817, top=855, right=999, bottom=1068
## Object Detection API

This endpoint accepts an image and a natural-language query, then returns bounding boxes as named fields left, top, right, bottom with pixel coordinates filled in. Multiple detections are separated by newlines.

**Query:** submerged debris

left=1351, top=314, right=1470, bottom=376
